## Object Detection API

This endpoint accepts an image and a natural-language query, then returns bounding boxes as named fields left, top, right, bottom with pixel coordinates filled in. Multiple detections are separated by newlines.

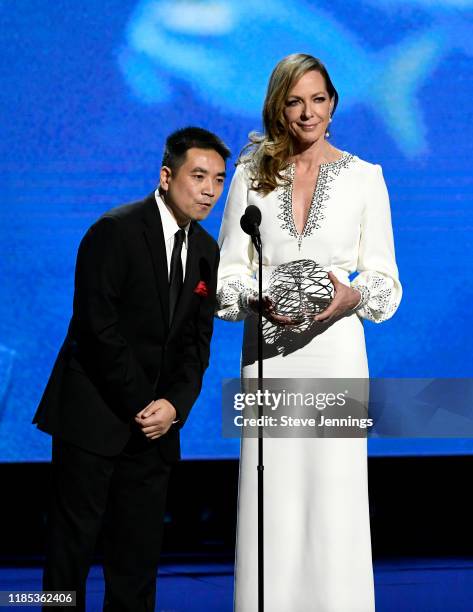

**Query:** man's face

left=160, top=147, right=226, bottom=226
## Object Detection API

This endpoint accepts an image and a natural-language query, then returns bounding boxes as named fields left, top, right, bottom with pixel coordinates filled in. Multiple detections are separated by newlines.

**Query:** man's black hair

left=162, top=126, right=231, bottom=172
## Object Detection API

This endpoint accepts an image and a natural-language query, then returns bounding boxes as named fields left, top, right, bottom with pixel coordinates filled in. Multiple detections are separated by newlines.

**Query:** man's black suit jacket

left=33, top=193, right=220, bottom=462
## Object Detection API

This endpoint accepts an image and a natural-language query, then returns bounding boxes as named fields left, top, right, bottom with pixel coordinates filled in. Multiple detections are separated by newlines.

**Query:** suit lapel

left=141, top=194, right=170, bottom=327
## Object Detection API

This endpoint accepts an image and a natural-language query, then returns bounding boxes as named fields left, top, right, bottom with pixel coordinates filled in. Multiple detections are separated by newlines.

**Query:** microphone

left=240, top=205, right=262, bottom=237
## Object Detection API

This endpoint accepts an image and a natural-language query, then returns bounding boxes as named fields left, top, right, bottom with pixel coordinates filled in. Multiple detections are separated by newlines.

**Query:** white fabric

left=216, top=151, right=402, bottom=612
left=154, top=190, right=190, bottom=278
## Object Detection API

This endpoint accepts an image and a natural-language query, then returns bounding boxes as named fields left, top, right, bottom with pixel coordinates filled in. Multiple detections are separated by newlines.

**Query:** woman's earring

left=325, top=114, right=333, bottom=138
left=325, top=120, right=331, bottom=138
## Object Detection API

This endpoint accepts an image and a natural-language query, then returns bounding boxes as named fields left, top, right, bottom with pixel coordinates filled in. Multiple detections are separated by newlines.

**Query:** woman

left=216, top=54, right=402, bottom=611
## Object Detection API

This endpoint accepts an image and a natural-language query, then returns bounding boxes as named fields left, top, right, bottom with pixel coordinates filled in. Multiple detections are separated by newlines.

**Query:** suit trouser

left=43, top=433, right=172, bottom=612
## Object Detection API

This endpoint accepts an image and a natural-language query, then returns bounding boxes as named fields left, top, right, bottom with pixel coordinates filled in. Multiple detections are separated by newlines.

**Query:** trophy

left=266, top=259, right=334, bottom=332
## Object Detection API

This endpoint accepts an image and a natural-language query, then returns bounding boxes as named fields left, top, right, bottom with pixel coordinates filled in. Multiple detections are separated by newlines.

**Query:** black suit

left=33, top=193, right=219, bottom=610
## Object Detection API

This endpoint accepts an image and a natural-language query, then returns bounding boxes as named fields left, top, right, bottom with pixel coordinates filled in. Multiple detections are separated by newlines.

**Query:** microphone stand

left=251, top=232, right=264, bottom=612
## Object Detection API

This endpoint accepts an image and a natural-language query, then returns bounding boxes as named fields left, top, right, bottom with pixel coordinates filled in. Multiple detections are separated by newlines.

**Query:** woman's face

left=283, top=70, right=333, bottom=147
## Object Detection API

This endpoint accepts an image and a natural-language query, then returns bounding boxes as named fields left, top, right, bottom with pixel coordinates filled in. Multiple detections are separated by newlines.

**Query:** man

left=33, top=127, right=230, bottom=611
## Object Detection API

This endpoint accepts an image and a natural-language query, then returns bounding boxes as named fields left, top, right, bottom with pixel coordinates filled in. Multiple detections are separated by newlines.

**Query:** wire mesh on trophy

left=266, top=259, right=334, bottom=334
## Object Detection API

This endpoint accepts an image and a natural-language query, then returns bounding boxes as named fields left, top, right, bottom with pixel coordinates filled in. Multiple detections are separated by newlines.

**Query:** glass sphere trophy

left=266, top=259, right=334, bottom=332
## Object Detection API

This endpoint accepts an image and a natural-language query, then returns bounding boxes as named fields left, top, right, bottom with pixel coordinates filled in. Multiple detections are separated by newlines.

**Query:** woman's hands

left=247, top=272, right=361, bottom=326
left=247, top=295, right=301, bottom=326
left=313, top=272, right=361, bottom=323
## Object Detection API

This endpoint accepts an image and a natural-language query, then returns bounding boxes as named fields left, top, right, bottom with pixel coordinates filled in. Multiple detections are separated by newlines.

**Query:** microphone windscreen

left=240, top=215, right=253, bottom=235
left=245, top=205, right=262, bottom=227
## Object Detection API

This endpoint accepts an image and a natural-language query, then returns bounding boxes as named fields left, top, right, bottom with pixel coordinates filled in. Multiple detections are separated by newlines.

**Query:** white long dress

left=216, top=151, right=402, bottom=612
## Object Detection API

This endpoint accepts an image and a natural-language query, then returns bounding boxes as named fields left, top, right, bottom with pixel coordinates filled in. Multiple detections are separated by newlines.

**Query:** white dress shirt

left=154, top=190, right=189, bottom=423
left=154, top=189, right=190, bottom=279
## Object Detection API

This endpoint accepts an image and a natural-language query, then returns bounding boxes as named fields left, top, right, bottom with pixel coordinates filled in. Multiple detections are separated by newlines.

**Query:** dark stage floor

left=1, top=558, right=472, bottom=611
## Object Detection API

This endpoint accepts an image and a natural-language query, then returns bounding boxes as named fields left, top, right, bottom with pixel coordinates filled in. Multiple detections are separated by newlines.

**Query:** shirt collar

left=154, top=189, right=190, bottom=248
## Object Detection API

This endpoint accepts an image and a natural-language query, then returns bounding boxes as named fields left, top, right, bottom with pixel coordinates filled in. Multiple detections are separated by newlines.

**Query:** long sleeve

left=350, top=164, right=402, bottom=323
left=72, top=216, right=155, bottom=418
left=216, top=164, right=258, bottom=321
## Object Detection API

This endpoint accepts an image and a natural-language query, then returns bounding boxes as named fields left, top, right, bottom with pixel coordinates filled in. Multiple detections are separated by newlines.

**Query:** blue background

left=1, top=0, right=472, bottom=461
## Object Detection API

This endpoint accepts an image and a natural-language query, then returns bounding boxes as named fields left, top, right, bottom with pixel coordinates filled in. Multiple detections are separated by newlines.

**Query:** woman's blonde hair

left=239, top=54, right=339, bottom=195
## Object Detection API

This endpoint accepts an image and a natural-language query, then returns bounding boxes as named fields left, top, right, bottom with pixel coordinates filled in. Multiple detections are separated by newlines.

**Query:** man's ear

left=160, top=166, right=172, bottom=192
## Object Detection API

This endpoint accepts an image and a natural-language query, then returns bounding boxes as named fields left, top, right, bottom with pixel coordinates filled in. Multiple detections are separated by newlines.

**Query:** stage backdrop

left=1, top=0, right=472, bottom=461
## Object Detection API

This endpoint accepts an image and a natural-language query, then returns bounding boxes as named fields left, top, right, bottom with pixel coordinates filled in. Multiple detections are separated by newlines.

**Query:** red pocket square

left=194, top=280, right=209, bottom=298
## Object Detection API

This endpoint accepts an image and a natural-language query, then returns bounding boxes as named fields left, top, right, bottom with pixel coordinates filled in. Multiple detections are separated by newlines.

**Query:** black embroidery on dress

left=277, top=152, right=356, bottom=249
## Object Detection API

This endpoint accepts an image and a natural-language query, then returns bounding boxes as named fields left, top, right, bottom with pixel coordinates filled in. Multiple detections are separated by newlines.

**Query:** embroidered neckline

left=277, top=151, right=355, bottom=250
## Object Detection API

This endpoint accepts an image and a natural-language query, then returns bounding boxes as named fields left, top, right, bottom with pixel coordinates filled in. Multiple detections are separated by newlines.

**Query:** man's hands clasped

left=135, top=398, right=177, bottom=440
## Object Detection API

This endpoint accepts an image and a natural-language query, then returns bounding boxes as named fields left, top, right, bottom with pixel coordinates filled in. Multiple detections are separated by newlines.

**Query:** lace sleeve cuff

left=351, top=272, right=401, bottom=323
left=216, top=277, right=258, bottom=322
left=352, top=284, right=370, bottom=313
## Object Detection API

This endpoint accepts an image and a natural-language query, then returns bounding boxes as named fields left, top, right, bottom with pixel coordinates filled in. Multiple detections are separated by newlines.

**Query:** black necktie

left=169, top=228, right=186, bottom=324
